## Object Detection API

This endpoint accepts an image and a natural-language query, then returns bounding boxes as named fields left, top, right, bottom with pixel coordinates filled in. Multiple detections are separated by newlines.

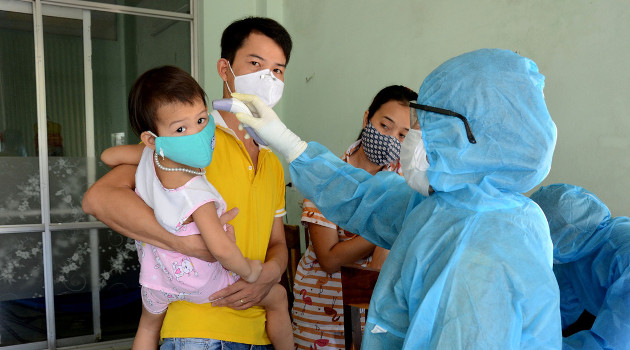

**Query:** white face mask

left=400, top=129, right=431, bottom=196
left=226, top=62, right=284, bottom=107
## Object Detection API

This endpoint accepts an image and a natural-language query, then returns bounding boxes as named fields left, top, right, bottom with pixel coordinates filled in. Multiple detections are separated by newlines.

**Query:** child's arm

left=101, top=144, right=145, bottom=168
left=192, top=203, right=262, bottom=283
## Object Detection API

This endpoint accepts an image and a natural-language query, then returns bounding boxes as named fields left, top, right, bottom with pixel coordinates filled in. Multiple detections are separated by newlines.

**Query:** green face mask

left=149, top=114, right=216, bottom=168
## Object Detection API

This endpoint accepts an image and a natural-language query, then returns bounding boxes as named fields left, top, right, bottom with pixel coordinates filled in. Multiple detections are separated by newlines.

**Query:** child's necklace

left=153, top=152, right=206, bottom=176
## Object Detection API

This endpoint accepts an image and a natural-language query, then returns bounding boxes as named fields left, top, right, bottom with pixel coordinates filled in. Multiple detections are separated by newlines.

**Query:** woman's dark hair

left=127, top=65, right=207, bottom=137
left=357, top=85, right=419, bottom=139
left=221, top=17, right=293, bottom=65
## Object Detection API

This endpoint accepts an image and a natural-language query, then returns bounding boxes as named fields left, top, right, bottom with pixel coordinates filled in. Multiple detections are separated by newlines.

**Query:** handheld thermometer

left=212, top=98, right=268, bottom=146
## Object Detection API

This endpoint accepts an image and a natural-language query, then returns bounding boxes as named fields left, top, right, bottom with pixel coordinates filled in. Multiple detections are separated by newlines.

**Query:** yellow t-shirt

left=160, top=111, right=286, bottom=344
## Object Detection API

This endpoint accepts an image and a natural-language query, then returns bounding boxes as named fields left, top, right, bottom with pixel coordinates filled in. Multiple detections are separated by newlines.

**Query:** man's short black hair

left=221, top=17, right=293, bottom=65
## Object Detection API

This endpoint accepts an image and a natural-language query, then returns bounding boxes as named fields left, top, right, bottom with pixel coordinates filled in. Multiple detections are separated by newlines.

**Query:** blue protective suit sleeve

left=562, top=218, right=630, bottom=350
left=532, top=184, right=630, bottom=350
left=289, top=141, right=423, bottom=249
left=562, top=332, right=607, bottom=350
left=553, top=264, right=585, bottom=328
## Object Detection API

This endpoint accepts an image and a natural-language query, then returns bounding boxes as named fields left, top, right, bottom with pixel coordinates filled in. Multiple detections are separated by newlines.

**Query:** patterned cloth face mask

left=360, top=122, right=402, bottom=166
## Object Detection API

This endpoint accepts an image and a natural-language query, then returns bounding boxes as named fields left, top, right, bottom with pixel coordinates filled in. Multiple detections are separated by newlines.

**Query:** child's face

left=155, top=98, right=208, bottom=137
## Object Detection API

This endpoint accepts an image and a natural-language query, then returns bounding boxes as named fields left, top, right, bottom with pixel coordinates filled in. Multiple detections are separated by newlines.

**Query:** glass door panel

left=96, top=229, right=142, bottom=341
left=0, top=1, right=195, bottom=347
left=0, top=9, right=41, bottom=226
left=52, top=228, right=140, bottom=341
left=42, top=13, right=92, bottom=224
left=0, top=228, right=141, bottom=345
left=83, top=0, right=190, bottom=13
left=0, top=232, right=47, bottom=346
left=91, top=10, right=192, bottom=158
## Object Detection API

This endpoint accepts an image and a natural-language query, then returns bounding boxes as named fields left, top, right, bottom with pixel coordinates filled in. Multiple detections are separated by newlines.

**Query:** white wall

left=201, top=0, right=630, bottom=222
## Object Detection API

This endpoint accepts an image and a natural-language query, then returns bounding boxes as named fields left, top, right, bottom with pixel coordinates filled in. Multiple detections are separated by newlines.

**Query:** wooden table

left=340, top=265, right=381, bottom=350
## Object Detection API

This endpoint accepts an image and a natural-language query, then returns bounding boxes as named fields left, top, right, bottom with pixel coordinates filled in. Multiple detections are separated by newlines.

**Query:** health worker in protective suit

left=232, top=48, right=562, bottom=349
left=530, top=183, right=630, bottom=350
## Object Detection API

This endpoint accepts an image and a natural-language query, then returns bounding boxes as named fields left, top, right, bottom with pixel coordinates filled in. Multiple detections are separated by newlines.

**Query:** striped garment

left=291, top=140, right=402, bottom=349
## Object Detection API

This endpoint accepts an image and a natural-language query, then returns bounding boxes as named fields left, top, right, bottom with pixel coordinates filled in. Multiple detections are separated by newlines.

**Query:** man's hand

left=208, top=262, right=279, bottom=310
left=209, top=215, right=285, bottom=310
left=175, top=207, right=239, bottom=262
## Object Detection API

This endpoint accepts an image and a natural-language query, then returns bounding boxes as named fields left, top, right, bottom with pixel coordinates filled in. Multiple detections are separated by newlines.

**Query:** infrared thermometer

left=212, top=98, right=268, bottom=146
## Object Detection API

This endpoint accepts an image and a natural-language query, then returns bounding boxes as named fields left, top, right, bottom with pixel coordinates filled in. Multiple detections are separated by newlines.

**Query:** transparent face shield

left=408, top=102, right=477, bottom=144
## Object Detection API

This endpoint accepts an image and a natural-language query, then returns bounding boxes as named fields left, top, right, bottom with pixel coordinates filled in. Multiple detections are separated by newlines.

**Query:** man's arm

left=262, top=215, right=289, bottom=282
left=209, top=216, right=288, bottom=309
left=82, top=164, right=218, bottom=261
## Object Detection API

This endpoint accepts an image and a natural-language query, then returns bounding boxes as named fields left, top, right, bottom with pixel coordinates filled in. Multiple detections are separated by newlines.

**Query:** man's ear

left=362, top=110, right=369, bottom=128
left=217, top=58, right=229, bottom=82
left=217, top=58, right=234, bottom=98
left=140, top=131, right=156, bottom=151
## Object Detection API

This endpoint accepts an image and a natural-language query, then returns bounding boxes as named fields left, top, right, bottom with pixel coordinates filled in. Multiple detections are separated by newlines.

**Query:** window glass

left=0, top=232, right=47, bottom=345
left=0, top=3, right=192, bottom=346
left=0, top=10, right=41, bottom=225
left=53, top=229, right=141, bottom=341
left=84, top=0, right=191, bottom=14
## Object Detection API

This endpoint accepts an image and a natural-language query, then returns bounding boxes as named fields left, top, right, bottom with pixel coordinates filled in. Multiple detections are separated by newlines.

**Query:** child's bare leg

left=132, top=306, right=166, bottom=350
left=258, top=284, right=294, bottom=350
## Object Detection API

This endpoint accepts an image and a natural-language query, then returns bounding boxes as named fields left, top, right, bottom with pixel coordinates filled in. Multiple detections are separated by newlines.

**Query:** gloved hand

left=232, top=92, right=307, bottom=162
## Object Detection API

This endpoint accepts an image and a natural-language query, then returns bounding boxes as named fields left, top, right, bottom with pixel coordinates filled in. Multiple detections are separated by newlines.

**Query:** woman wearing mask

left=291, top=85, right=417, bottom=349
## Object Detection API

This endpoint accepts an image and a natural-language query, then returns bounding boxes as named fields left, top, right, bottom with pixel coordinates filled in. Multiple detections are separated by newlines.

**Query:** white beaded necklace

left=153, top=151, right=206, bottom=176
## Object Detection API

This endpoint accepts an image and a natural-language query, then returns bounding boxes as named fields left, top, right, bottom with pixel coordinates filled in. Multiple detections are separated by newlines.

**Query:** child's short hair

left=128, top=65, right=207, bottom=137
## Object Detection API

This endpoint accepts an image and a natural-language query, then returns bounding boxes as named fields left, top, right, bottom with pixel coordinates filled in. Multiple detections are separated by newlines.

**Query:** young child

left=101, top=66, right=293, bottom=350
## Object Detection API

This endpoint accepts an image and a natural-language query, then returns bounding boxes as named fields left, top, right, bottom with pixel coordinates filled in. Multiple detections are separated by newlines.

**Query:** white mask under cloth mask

left=226, top=62, right=284, bottom=107
left=400, top=129, right=431, bottom=196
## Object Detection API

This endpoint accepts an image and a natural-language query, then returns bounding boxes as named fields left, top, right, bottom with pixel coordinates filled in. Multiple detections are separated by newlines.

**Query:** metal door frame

left=0, top=1, right=197, bottom=348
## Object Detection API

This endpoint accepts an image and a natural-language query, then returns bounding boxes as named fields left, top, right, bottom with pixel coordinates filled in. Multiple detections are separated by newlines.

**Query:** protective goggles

left=409, top=102, right=477, bottom=144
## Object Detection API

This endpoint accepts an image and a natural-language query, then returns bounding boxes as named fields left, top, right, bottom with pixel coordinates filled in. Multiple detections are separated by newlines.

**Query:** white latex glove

left=232, top=92, right=307, bottom=162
